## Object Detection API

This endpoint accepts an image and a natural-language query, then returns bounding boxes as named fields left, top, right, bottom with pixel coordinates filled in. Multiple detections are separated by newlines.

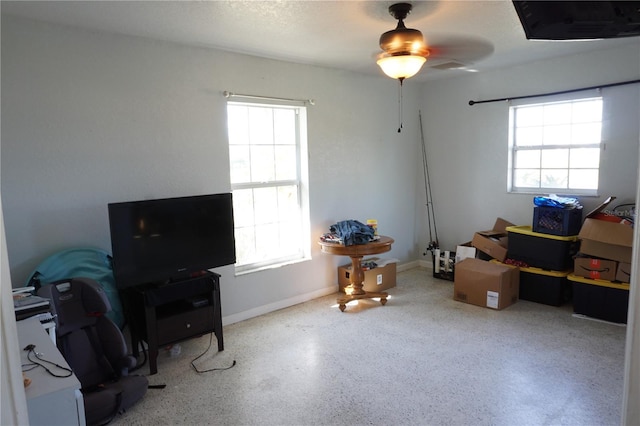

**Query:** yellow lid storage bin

left=568, top=273, right=630, bottom=324
left=519, top=266, right=572, bottom=307
left=492, top=260, right=571, bottom=307
left=506, top=226, right=579, bottom=271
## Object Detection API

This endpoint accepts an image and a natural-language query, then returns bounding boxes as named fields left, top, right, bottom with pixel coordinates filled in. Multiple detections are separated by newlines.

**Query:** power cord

left=22, top=344, right=73, bottom=378
left=129, top=337, right=148, bottom=373
left=190, top=333, right=236, bottom=374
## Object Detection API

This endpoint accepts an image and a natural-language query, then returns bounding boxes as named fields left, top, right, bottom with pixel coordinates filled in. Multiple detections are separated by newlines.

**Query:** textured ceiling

left=2, top=1, right=639, bottom=81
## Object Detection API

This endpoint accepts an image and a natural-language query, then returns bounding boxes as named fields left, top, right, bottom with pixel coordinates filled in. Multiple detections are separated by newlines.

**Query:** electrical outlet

left=377, top=274, right=383, bottom=285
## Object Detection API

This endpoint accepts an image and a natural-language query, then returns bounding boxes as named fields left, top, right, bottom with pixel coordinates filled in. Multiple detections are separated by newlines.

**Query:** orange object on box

left=590, top=212, right=629, bottom=223
left=574, top=257, right=617, bottom=281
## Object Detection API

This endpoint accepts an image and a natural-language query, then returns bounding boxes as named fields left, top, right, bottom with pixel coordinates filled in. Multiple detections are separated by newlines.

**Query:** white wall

left=417, top=43, right=640, bottom=253
left=0, top=16, right=422, bottom=321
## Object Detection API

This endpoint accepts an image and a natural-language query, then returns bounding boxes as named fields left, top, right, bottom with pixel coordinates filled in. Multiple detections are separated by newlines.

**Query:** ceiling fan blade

left=426, top=35, right=494, bottom=64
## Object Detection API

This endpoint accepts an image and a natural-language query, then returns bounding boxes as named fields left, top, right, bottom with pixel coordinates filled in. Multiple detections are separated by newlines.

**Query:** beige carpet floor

left=112, top=267, right=627, bottom=426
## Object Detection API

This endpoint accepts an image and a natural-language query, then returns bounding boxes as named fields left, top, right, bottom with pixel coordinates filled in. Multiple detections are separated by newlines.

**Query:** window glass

left=509, top=97, right=602, bottom=195
left=227, top=101, right=310, bottom=273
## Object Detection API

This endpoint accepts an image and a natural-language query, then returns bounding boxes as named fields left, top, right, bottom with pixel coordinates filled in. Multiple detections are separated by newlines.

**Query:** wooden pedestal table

left=319, top=236, right=394, bottom=312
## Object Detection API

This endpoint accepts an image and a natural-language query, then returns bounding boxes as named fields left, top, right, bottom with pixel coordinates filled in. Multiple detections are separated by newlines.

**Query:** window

left=226, top=99, right=310, bottom=274
left=508, top=96, right=603, bottom=195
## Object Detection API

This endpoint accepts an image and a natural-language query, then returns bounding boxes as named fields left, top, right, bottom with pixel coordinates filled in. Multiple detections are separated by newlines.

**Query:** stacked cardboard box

left=449, top=198, right=633, bottom=320
left=575, top=216, right=633, bottom=282
left=570, top=197, right=633, bottom=323
left=575, top=197, right=633, bottom=278
left=573, top=256, right=617, bottom=281
left=450, top=219, right=519, bottom=310
left=471, top=218, right=513, bottom=262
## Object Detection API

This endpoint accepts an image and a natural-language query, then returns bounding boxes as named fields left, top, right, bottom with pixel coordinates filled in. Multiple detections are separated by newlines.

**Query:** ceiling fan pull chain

left=398, top=77, right=404, bottom=133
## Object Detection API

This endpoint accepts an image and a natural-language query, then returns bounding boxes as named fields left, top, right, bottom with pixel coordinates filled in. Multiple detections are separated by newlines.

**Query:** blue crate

left=533, top=206, right=582, bottom=236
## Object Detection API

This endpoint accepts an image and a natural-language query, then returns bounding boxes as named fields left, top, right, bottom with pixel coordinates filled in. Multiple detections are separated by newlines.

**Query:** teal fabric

left=26, top=247, right=124, bottom=328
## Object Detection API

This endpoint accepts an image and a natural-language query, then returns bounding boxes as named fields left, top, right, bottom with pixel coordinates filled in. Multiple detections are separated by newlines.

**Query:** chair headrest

left=40, top=277, right=112, bottom=335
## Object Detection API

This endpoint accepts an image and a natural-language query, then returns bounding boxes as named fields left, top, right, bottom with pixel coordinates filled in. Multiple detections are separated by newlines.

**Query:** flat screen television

left=512, top=1, right=640, bottom=40
left=108, top=193, right=236, bottom=289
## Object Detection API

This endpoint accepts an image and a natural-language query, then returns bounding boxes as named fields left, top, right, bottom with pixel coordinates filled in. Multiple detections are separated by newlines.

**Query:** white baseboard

left=417, top=258, right=433, bottom=270
left=222, top=285, right=336, bottom=326
left=397, top=260, right=421, bottom=272
left=222, top=261, right=428, bottom=325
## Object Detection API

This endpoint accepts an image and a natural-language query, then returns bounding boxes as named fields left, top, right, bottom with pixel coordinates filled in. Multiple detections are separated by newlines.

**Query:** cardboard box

left=616, top=262, right=631, bottom=283
left=574, top=256, right=617, bottom=282
left=338, top=258, right=396, bottom=293
left=577, top=196, right=634, bottom=264
left=471, top=218, right=514, bottom=262
left=453, top=258, right=519, bottom=310
left=578, top=218, right=633, bottom=263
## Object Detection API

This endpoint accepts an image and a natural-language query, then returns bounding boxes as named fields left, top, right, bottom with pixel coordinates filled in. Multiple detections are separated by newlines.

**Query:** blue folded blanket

left=329, top=219, right=375, bottom=246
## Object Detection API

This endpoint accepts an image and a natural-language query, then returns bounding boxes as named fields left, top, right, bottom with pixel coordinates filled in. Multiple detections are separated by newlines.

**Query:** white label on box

left=455, top=246, right=477, bottom=263
left=377, top=274, right=383, bottom=285
left=486, top=291, right=499, bottom=309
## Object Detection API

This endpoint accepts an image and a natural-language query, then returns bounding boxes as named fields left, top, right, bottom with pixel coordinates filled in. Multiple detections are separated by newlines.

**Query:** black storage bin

left=569, top=274, right=629, bottom=324
left=519, top=266, right=571, bottom=306
left=533, top=206, right=582, bottom=236
left=506, top=226, right=579, bottom=271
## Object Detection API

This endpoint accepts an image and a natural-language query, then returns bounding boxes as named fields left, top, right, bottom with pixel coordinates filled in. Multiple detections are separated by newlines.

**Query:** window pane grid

left=231, top=185, right=304, bottom=268
left=510, top=97, right=602, bottom=193
left=227, top=101, right=308, bottom=272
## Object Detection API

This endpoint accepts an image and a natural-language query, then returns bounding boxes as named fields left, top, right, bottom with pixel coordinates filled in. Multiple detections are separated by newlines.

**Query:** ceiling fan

left=376, top=2, right=494, bottom=81
left=376, top=2, right=429, bottom=81
left=375, top=2, right=493, bottom=132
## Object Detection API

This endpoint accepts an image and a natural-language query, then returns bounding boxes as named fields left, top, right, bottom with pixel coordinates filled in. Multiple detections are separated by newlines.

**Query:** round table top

left=318, top=235, right=394, bottom=256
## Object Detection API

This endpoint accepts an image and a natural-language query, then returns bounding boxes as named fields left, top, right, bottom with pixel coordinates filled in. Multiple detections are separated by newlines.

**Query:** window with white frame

left=508, top=96, right=603, bottom=195
left=226, top=99, right=310, bottom=274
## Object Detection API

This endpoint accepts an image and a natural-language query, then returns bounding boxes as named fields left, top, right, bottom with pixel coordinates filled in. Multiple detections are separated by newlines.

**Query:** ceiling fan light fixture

left=379, top=27, right=427, bottom=55
left=376, top=54, right=426, bottom=80
left=377, top=2, right=429, bottom=81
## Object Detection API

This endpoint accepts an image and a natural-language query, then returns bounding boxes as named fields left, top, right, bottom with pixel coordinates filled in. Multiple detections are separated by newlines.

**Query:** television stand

left=123, top=271, right=223, bottom=375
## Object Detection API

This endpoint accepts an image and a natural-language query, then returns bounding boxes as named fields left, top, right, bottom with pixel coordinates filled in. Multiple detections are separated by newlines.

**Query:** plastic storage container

left=568, top=274, right=630, bottom=324
left=491, top=261, right=571, bottom=306
left=520, top=266, right=572, bottom=306
left=533, top=206, right=582, bottom=236
left=506, top=226, right=579, bottom=271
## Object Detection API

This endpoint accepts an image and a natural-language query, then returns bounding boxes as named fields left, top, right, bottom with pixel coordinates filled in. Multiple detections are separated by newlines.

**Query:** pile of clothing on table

left=320, top=219, right=378, bottom=246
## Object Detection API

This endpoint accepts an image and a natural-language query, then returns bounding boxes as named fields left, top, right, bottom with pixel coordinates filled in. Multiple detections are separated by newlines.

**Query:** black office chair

left=39, top=277, right=148, bottom=425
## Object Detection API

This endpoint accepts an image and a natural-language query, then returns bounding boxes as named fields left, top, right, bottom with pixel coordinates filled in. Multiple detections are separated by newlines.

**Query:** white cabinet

left=16, top=317, right=85, bottom=426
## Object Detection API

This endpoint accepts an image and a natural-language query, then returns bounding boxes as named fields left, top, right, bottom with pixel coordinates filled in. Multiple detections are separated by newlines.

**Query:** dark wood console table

left=319, top=236, right=394, bottom=312
left=123, top=271, right=223, bottom=375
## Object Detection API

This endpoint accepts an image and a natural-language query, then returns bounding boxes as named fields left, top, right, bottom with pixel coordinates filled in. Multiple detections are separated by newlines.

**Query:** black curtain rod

left=468, top=79, right=640, bottom=106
